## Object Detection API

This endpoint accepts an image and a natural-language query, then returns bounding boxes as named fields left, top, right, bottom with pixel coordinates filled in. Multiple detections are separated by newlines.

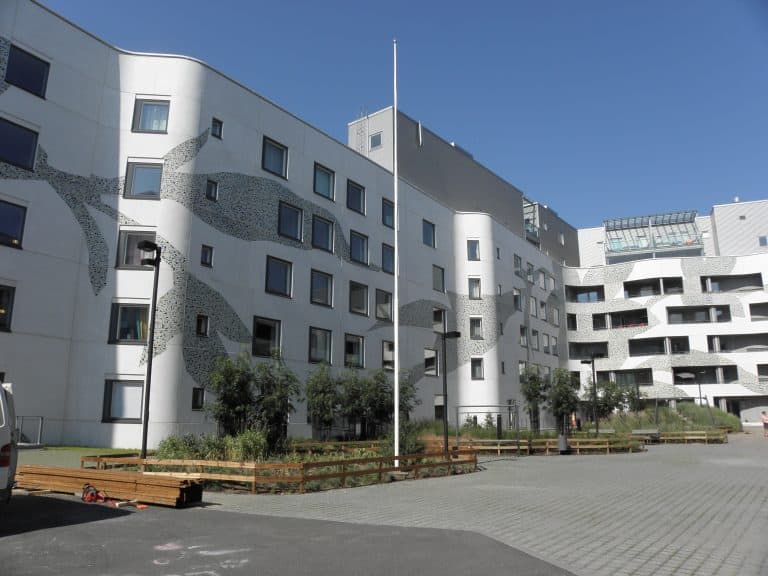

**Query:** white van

left=1, top=382, right=18, bottom=503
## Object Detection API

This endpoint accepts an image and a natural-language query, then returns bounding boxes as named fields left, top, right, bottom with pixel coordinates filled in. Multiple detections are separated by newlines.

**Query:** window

left=514, top=254, right=522, bottom=276
left=192, top=387, right=205, bottom=410
left=539, top=301, right=547, bottom=320
left=376, top=289, right=392, bottom=321
left=433, top=265, right=445, bottom=292
left=109, top=304, right=149, bottom=343
left=548, top=276, right=556, bottom=291
left=559, top=232, right=565, bottom=246
left=501, top=361, right=506, bottom=374
left=518, top=361, right=527, bottom=378
left=262, top=136, right=287, bottom=178
left=117, top=230, right=156, bottom=268
left=565, top=285, right=605, bottom=303
left=552, top=307, right=560, bottom=326
left=125, top=162, right=162, bottom=199
left=513, top=288, right=521, bottom=311
left=200, top=244, right=213, bottom=267
left=278, top=202, right=302, bottom=241
left=381, top=243, right=394, bottom=274
left=496, top=247, right=501, bottom=260
left=313, top=163, right=334, bottom=200
left=350, top=231, right=368, bottom=265
left=526, top=263, right=534, bottom=283
left=433, top=308, right=445, bottom=333
left=253, top=317, right=281, bottom=357
left=424, top=348, right=438, bottom=376
left=349, top=281, right=369, bottom=316
left=370, top=132, right=382, bottom=150
left=196, top=314, right=209, bottom=336
left=497, top=284, right=502, bottom=295
left=519, top=326, right=528, bottom=347
left=102, top=380, right=142, bottom=423
left=468, top=277, right=481, bottom=299
left=0, top=117, right=38, bottom=170
left=5, top=45, right=50, bottom=98
left=265, top=256, right=292, bottom=297
left=499, top=322, right=504, bottom=335
left=0, top=199, right=27, bottom=248
left=312, top=215, right=334, bottom=252
left=760, top=236, right=768, bottom=247
left=529, top=296, right=537, bottom=317
left=205, top=179, right=218, bottom=201
left=531, top=329, right=539, bottom=350
left=344, top=334, right=364, bottom=368
left=542, top=333, right=550, bottom=354
left=132, top=99, right=169, bottom=133
left=552, top=336, right=559, bottom=356
left=467, top=239, right=480, bottom=261
left=470, top=317, right=483, bottom=339
left=567, top=313, right=577, bottom=331
left=471, top=358, right=484, bottom=380
left=382, top=199, right=394, bottom=228
left=538, top=271, right=546, bottom=289
left=347, top=180, right=365, bottom=214
left=382, top=340, right=395, bottom=371
left=211, top=117, right=223, bottom=139
left=310, top=270, right=333, bottom=307
left=423, top=219, right=436, bottom=247
left=0, top=285, right=15, bottom=331
left=309, top=327, right=331, bottom=364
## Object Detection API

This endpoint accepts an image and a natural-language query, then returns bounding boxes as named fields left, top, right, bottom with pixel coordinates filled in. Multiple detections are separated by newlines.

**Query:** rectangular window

left=526, top=263, right=534, bottom=283
left=542, top=333, right=550, bottom=354
left=552, top=336, right=559, bottom=356
left=102, top=380, right=143, bottom=423
left=125, top=162, right=162, bottom=199
left=0, top=199, right=27, bottom=248
left=262, top=136, right=287, bottom=178
left=344, top=333, right=364, bottom=368
left=513, top=288, right=521, bottom=311
left=132, top=99, right=169, bottom=133
left=552, top=307, right=560, bottom=326
left=760, top=236, right=768, bottom=247
left=501, top=361, right=506, bottom=374
left=211, top=118, right=223, bottom=139
left=376, top=289, right=393, bottom=321
left=499, top=322, right=504, bottom=335
left=349, top=281, right=369, bottom=316
left=109, top=304, right=149, bottom=343
left=540, top=301, right=547, bottom=320
left=424, top=348, right=438, bottom=376
left=468, top=277, right=481, bottom=299
left=196, top=314, right=209, bottom=336
left=382, top=199, right=394, bottom=228
left=382, top=340, right=395, bottom=371
left=514, top=254, right=522, bottom=276
left=497, top=284, right=502, bottom=295
left=531, top=329, right=539, bottom=350
left=0, top=117, right=38, bottom=170
left=265, top=256, right=292, bottom=297
left=205, top=179, right=218, bottom=201
left=253, top=317, right=281, bottom=357
left=538, top=271, right=546, bottom=289
left=310, top=269, right=333, bottom=307
left=311, top=215, right=334, bottom=252
left=200, top=244, right=213, bottom=267
left=350, top=231, right=368, bottom=265
left=117, top=230, right=156, bottom=268
left=370, top=132, right=382, bottom=150
left=0, top=285, right=15, bottom=331
left=313, top=163, right=334, bottom=200
left=433, top=308, right=445, bottom=333
left=518, top=361, right=527, bottom=378
left=467, top=239, right=480, bottom=261
left=471, top=358, right=484, bottom=380
left=519, top=325, right=528, bottom=347
left=192, top=387, right=205, bottom=410
left=381, top=243, right=394, bottom=274
left=423, top=219, right=436, bottom=247
left=470, top=317, right=483, bottom=339
left=278, top=201, right=302, bottom=241
left=5, top=45, right=50, bottom=98
left=346, top=180, right=365, bottom=214
left=433, top=265, right=445, bottom=292
left=567, top=313, right=577, bottom=331
left=529, top=296, right=537, bottom=317
left=496, top=247, right=501, bottom=260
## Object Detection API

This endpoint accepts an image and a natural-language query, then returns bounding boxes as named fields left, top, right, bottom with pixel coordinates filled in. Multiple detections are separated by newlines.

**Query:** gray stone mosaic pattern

left=0, top=37, right=9, bottom=96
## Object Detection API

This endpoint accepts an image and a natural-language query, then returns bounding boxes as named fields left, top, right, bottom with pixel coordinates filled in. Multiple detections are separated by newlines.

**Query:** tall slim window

left=513, top=288, right=522, bottom=311
left=278, top=202, right=302, bottom=241
left=102, top=380, right=143, bottom=423
left=196, top=314, right=210, bottom=336
left=470, top=317, right=483, bottom=339
left=344, top=334, right=365, bottom=368
left=467, top=239, right=480, bottom=261
left=423, top=219, right=436, bottom=247
left=531, top=329, right=539, bottom=350
left=542, top=333, right=550, bottom=354
left=376, top=289, right=393, bottom=321
left=382, top=243, right=394, bottom=274
left=200, top=244, right=214, bottom=268
left=5, top=45, right=50, bottom=98
left=265, top=256, right=292, bottom=297
left=529, top=296, right=537, bottom=317
left=253, top=317, right=281, bottom=357
left=132, top=100, right=169, bottom=133
left=552, top=307, right=560, bottom=326
left=526, top=263, right=534, bottom=283
left=309, top=327, right=332, bottom=364
left=0, top=285, right=15, bottom=331
left=382, top=340, right=395, bottom=371
left=109, top=304, right=149, bottom=343
left=310, top=270, right=333, bottom=307
left=192, top=388, right=205, bottom=410
left=382, top=198, right=394, bottom=228
left=349, top=281, right=369, bottom=316
left=211, top=118, right=223, bottom=139
left=471, top=358, right=484, bottom=380
left=205, top=179, right=218, bottom=201
left=347, top=180, right=365, bottom=214
left=433, top=308, right=445, bottom=332
left=350, top=231, right=368, bottom=265
left=520, top=326, right=528, bottom=347
left=0, top=199, right=27, bottom=248
left=552, top=336, right=559, bottom=356
left=262, top=136, right=287, bottom=178
left=540, top=301, right=547, bottom=320
left=0, top=117, right=38, bottom=170
left=433, top=265, right=445, bottom=292
left=468, top=277, right=481, bottom=299
left=424, top=348, right=438, bottom=376
left=313, top=163, right=334, bottom=200
left=117, top=230, right=156, bottom=268
left=514, top=254, right=522, bottom=276
left=125, top=163, right=162, bottom=199
left=312, top=215, right=334, bottom=252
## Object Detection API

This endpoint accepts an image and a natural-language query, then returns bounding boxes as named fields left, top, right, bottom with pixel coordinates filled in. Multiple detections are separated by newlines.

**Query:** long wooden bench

left=659, top=430, right=728, bottom=444
left=569, top=438, right=644, bottom=455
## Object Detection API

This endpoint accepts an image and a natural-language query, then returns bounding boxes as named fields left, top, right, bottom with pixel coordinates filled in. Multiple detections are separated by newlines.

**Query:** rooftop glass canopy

left=604, top=211, right=698, bottom=231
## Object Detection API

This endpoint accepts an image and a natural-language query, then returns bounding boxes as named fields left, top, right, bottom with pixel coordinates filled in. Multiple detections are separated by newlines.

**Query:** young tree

left=207, top=352, right=257, bottom=436
left=305, top=363, right=339, bottom=440
left=338, top=370, right=366, bottom=439
left=364, top=369, right=394, bottom=438
left=252, top=355, right=301, bottom=454
left=548, top=368, right=580, bottom=434
left=521, top=367, right=549, bottom=433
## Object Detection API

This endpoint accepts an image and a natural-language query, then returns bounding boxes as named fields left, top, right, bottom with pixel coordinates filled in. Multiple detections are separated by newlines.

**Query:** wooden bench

left=660, top=430, right=727, bottom=444
left=631, top=429, right=660, bottom=443
left=569, top=438, right=644, bottom=455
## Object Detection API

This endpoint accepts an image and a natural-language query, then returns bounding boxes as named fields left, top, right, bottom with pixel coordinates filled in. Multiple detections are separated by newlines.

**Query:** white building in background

left=0, top=0, right=766, bottom=447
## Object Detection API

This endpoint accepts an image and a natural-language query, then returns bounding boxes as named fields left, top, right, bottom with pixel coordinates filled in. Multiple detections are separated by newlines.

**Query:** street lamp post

left=581, top=353, right=603, bottom=437
left=440, top=329, right=461, bottom=458
left=138, top=240, right=161, bottom=460
left=677, top=371, right=715, bottom=427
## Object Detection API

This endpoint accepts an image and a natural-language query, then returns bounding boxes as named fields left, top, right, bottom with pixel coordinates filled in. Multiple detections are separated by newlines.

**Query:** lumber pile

left=15, top=465, right=202, bottom=507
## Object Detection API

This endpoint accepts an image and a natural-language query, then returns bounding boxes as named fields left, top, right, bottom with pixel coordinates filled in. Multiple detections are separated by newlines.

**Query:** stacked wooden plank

left=15, top=465, right=202, bottom=507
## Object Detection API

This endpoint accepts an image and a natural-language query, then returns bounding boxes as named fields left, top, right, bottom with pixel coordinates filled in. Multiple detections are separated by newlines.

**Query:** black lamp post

left=440, top=328, right=461, bottom=458
left=580, top=353, right=603, bottom=437
left=138, top=240, right=161, bottom=460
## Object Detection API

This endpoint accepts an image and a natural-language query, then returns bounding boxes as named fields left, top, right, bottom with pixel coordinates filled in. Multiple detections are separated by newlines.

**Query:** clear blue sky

left=41, top=0, right=768, bottom=228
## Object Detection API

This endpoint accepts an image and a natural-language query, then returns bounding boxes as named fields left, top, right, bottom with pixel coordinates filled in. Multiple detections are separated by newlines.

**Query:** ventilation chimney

left=733, top=196, right=740, bottom=203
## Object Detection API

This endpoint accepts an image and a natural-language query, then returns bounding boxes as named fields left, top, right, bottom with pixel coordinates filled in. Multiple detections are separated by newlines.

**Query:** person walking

left=761, top=411, right=768, bottom=438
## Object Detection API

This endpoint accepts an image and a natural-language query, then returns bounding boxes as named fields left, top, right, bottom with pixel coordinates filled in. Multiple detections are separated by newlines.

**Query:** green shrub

left=155, top=430, right=268, bottom=461
left=676, top=402, right=741, bottom=431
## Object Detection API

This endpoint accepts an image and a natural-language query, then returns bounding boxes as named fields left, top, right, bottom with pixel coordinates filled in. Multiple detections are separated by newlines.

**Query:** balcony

left=604, top=211, right=703, bottom=263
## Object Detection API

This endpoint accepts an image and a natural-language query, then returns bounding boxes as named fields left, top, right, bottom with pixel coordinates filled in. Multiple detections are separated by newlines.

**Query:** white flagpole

left=392, top=38, right=400, bottom=466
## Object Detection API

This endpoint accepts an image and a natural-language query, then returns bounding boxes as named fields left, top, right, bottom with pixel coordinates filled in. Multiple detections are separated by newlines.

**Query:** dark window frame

left=205, top=179, right=218, bottom=201
left=0, top=285, right=16, bottom=332
left=196, top=314, right=210, bottom=336
left=131, top=99, right=170, bottom=134
left=382, top=340, right=395, bottom=371
left=0, top=199, right=27, bottom=249
left=124, top=162, right=163, bottom=199
left=5, top=44, right=50, bottom=99
left=108, top=303, right=149, bottom=344
left=308, top=326, right=332, bottom=364
left=277, top=201, right=303, bottom=242
left=424, top=348, right=439, bottom=377
left=471, top=357, right=485, bottom=380
left=310, top=269, right=333, bottom=307
left=311, top=215, right=334, bottom=252
left=252, top=316, right=281, bottom=357
left=381, top=243, right=394, bottom=274
left=262, top=136, right=288, bottom=179
left=346, top=179, right=366, bottom=215
left=0, top=117, right=38, bottom=170
left=349, top=281, right=369, bottom=317
left=349, top=230, right=369, bottom=265
left=423, top=219, right=436, bottom=247
left=265, top=255, right=292, bottom=298
left=200, top=244, right=214, bottom=268
left=211, top=117, right=223, bottom=139
left=102, top=379, right=143, bottom=423
left=375, top=288, right=393, bottom=321
left=344, top=333, right=365, bottom=368
left=433, top=265, right=445, bottom=293
left=313, top=162, right=335, bottom=200
left=382, top=198, right=394, bottom=228
left=116, top=230, right=157, bottom=269
left=192, top=387, right=205, bottom=410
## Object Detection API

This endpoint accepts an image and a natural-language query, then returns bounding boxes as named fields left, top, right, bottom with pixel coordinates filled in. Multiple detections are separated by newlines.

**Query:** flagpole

left=392, top=38, right=400, bottom=466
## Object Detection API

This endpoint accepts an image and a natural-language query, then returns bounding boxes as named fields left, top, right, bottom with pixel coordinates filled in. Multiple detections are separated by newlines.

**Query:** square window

left=433, top=265, right=445, bottom=292
left=350, top=231, right=368, bottom=265
left=125, top=162, right=162, bottom=199
left=423, top=220, right=436, bottom=247
left=200, top=244, right=214, bottom=267
left=262, top=136, right=287, bottom=178
left=382, top=340, right=395, bottom=371
left=433, top=308, right=445, bottom=333
left=253, top=317, right=281, bottom=357
left=102, top=380, right=143, bottom=423
left=376, top=289, right=393, bottom=321
left=760, top=236, right=768, bottom=247
left=310, top=269, right=333, bottom=307
left=467, top=239, right=480, bottom=261
left=309, top=327, right=332, bottom=364
left=278, top=202, right=302, bottom=241
left=468, top=277, right=481, bottom=299
left=132, top=99, right=169, bottom=133
left=117, top=230, right=156, bottom=268
left=6, top=45, right=50, bottom=98
left=470, top=317, right=483, bottom=339
left=520, top=326, right=528, bottom=347
left=0, top=117, right=38, bottom=170
left=349, top=281, right=369, bottom=316
left=109, top=303, right=149, bottom=343
left=312, top=215, right=334, bottom=252
left=382, top=243, right=394, bottom=274
left=192, top=387, right=205, bottom=410
left=196, top=314, right=209, bottom=336
left=211, top=117, right=223, bottom=139
left=471, top=358, right=484, bottom=380
left=370, top=132, right=382, bottom=150
left=382, top=199, right=394, bottom=228
left=0, top=199, right=27, bottom=248
left=424, top=348, right=438, bottom=376
left=347, top=180, right=365, bottom=214
left=344, top=333, right=364, bottom=368
left=313, top=163, right=334, bottom=200
left=265, top=256, right=292, bottom=297
left=205, top=179, right=218, bottom=201
left=0, top=285, right=16, bottom=332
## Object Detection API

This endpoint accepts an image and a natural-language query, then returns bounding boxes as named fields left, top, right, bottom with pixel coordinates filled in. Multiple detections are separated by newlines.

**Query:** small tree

left=521, top=367, right=549, bottom=434
left=253, top=354, right=300, bottom=454
left=364, top=369, right=394, bottom=438
left=338, top=370, right=366, bottom=439
left=207, top=352, right=257, bottom=436
left=305, top=363, right=338, bottom=440
left=548, top=368, right=580, bottom=434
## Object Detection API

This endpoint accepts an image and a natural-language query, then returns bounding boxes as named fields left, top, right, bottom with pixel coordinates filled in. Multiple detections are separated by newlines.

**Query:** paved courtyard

left=207, top=433, right=768, bottom=576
